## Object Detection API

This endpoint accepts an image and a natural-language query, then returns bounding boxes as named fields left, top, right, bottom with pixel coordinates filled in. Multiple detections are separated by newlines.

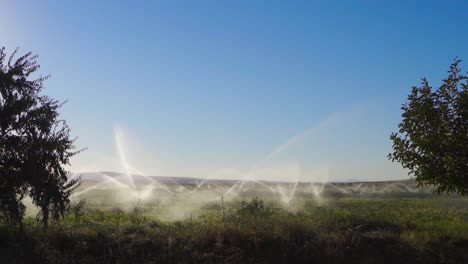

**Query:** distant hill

left=70, top=171, right=412, bottom=186
left=71, top=171, right=239, bottom=185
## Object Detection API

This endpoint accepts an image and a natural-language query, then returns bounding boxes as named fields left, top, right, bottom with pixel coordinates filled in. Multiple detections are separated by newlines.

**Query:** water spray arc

left=70, top=107, right=416, bottom=219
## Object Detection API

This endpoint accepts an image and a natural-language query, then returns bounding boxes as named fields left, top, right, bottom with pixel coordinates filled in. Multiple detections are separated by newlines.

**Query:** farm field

left=2, top=176, right=468, bottom=264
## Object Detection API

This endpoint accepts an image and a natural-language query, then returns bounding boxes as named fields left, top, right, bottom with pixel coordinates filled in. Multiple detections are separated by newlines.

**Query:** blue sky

left=2, top=1, right=468, bottom=181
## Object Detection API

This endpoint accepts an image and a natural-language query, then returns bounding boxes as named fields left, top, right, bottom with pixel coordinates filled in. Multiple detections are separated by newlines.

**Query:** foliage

left=389, top=59, right=468, bottom=195
left=69, top=199, right=87, bottom=219
left=0, top=47, right=81, bottom=227
left=226, top=197, right=275, bottom=225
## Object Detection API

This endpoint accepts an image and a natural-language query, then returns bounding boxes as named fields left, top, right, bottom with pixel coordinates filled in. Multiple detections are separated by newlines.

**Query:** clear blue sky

left=2, top=1, right=468, bottom=181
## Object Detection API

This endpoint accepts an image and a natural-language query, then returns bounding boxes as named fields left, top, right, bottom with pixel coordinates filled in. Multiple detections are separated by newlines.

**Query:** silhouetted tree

left=389, top=59, right=468, bottom=195
left=0, top=47, right=81, bottom=227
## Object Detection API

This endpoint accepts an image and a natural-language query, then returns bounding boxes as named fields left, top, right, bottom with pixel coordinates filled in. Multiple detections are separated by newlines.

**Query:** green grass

left=1, top=196, right=468, bottom=263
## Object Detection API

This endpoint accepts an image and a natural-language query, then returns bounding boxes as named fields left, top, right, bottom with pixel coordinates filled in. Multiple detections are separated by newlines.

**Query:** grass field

left=2, top=178, right=468, bottom=264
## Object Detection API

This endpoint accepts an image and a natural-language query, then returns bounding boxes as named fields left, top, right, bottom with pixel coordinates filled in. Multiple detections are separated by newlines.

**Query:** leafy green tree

left=0, top=47, right=81, bottom=227
left=389, top=59, right=468, bottom=195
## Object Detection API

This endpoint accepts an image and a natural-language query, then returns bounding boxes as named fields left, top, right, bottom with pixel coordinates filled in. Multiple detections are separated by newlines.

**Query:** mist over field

left=57, top=171, right=427, bottom=221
